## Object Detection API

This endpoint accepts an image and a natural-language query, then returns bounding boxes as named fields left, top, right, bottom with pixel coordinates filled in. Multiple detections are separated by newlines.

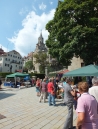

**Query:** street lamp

left=45, top=67, right=48, bottom=76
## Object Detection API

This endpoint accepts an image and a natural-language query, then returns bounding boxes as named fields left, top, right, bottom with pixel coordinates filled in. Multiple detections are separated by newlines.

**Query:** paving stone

left=0, top=86, right=77, bottom=129
left=0, top=124, right=4, bottom=128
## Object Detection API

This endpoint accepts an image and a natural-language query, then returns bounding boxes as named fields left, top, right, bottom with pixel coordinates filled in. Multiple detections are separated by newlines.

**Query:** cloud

left=50, top=2, right=53, bottom=5
left=39, top=2, right=47, bottom=10
left=19, top=7, right=29, bottom=15
left=8, top=9, right=55, bottom=56
left=32, top=6, right=37, bottom=11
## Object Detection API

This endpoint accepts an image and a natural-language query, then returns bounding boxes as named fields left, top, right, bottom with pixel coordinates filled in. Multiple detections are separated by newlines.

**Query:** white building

left=0, top=50, right=23, bottom=73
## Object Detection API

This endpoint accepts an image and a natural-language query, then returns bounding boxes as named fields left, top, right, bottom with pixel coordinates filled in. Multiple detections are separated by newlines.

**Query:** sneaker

left=69, top=126, right=76, bottom=129
left=49, top=103, right=53, bottom=106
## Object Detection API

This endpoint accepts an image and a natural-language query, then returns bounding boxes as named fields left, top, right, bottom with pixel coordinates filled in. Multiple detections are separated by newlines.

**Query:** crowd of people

left=1, top=75, right=98, bottom=129
left=35, top=76, right=98, bottom=129
left=35, top=76, right=59, bottom=105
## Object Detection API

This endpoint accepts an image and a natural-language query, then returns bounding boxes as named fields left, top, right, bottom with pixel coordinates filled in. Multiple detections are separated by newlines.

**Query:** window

left=16, top=65, right=17, bottom=67
left=5, top=58, right=7, bottom=61
left=19, top=66, right=22, bottom=69
left=81, top=63, right=85, bottom=67
left=8, top=54, right=10, bottom=56
left=5, top=64, right=9, bottom=67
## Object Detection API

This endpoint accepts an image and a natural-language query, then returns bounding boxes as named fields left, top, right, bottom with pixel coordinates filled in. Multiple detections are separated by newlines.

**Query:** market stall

left=5, top=72, right=30, bottom=88
left=63, top=64, right=98, bottom=77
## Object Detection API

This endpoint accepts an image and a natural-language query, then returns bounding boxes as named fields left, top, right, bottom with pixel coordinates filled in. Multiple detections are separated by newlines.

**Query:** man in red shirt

left=47, top=78, right=55, bottom=106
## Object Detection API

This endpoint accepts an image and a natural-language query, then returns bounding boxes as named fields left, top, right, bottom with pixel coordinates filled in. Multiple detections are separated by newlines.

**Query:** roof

left=6, top=72, right=29, bottom=78
left=58, top=69, right=69, bottom=74
left=63, top=65, right=98, bottom=77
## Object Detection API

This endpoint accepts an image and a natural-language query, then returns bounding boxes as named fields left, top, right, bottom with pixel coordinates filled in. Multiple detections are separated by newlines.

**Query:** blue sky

left=0, top=0, right=58, bottom=56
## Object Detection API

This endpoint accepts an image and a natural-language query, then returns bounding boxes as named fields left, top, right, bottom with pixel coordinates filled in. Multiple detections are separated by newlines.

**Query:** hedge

left=29, top=73, right=45, bottom=79
left=0, top=72, right=45, bottom=80
left=0, top=72, right=13, bottom=78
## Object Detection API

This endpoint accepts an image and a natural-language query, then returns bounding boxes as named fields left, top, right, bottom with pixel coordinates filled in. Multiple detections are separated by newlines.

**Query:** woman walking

left=36, top=78, right=41, bottom=96
left=39, top=79, right=47, bottom=103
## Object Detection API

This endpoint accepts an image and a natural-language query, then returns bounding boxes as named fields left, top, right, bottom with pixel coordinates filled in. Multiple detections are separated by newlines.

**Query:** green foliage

left=46, top=0, right=98, bottom=66
left=0, top=72, right=12, bottom=78
left=29, top=73, right=45, bottom=79
left=48, top=73, right=56, bottom=78
left=23, top=67, right=28, bottom=73
left=25, top=60, right=34, bottom=70
left=33, top=52, right=49, bottom=73
left=0, top=72, right=45, bottom=80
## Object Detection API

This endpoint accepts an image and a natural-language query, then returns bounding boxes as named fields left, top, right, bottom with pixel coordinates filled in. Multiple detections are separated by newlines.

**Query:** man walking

left=89, top=77, right=98, bottom=101
left=63, top=78, right=76, bottom=129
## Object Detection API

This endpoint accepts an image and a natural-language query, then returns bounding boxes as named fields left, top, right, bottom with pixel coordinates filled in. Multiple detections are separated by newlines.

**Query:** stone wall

left=68, top=56, right=84, bottom=71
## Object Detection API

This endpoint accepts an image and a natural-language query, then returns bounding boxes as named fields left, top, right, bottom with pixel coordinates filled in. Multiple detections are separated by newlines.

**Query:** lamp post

left=45, top=67, right=48, bottom=76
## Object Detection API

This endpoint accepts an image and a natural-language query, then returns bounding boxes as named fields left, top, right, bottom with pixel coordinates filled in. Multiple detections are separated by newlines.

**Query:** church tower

left=38, top=32, right=44, bottom=44
left=35, top=32, right=47, bottom=53
left=33, top=32, right=48, bottom=73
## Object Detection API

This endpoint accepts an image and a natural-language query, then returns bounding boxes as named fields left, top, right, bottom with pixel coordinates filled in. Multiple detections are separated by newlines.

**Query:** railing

left=10, top=61, right=20, bottom=64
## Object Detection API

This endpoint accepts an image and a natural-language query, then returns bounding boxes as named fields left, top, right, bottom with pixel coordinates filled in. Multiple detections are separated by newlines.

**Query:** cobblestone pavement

left=0, top=86, right=77, bottom=129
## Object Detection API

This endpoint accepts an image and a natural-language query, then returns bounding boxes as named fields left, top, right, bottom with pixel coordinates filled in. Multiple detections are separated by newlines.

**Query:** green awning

left=6, top=72, right=29, bottom=78
left=63, top=65, right=98, bottom=77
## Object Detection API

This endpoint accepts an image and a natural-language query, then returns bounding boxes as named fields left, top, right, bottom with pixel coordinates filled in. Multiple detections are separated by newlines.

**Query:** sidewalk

left=0, top=86, right=77, bottom=129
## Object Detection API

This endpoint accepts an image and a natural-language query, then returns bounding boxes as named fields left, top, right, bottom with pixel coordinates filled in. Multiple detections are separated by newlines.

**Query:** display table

left=4, top=82, right=15, bottom=87
left=4, top=82, right=12, bottom=86
left=24, top=82, right=31, bottom=88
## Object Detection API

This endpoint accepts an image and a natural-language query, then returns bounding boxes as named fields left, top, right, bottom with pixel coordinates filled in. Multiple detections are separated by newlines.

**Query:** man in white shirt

left=89, top=77, right=98, bottom=102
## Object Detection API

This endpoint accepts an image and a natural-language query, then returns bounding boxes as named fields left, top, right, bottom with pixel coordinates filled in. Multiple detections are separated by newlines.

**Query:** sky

left=0, top=0, right=58, bottom=56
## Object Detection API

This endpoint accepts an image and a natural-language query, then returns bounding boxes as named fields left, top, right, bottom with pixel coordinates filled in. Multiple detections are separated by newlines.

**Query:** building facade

left=0, top=50, right=23, bottom=73
left=23, top=52, right=33, bottom=67
left=68, top=56, right=84, bottom=71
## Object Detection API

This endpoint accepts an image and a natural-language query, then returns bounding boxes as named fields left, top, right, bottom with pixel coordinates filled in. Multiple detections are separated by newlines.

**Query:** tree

left=33, top=52, right=49, bottom=73
left=46, top=0, right=98, bottom=66
left=25, top=60, right=34, bottom=70
left=23, top=67, right=28, bottom=73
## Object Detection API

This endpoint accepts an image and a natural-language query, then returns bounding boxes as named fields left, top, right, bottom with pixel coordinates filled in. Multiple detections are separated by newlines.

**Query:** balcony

left=10, top=60, right=20, bottom=64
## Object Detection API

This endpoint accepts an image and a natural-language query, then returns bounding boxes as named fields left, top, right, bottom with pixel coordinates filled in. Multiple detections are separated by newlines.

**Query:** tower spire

left=40, top=30, right=42, bottom=38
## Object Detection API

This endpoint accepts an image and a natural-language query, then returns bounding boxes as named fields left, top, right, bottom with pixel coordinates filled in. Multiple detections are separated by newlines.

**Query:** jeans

left=73, top=99, right=77, bottom=110
left=48, top=93, right=55, bottom=106
left=63, top=102, right=73, bottom=129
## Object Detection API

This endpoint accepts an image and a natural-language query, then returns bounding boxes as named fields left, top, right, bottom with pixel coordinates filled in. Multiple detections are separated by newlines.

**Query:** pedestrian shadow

left=0, top=114, right=6, bottom=120
left=0, top=92, right=15, bottom=100
left=56, top=102, right=66, bottom=107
